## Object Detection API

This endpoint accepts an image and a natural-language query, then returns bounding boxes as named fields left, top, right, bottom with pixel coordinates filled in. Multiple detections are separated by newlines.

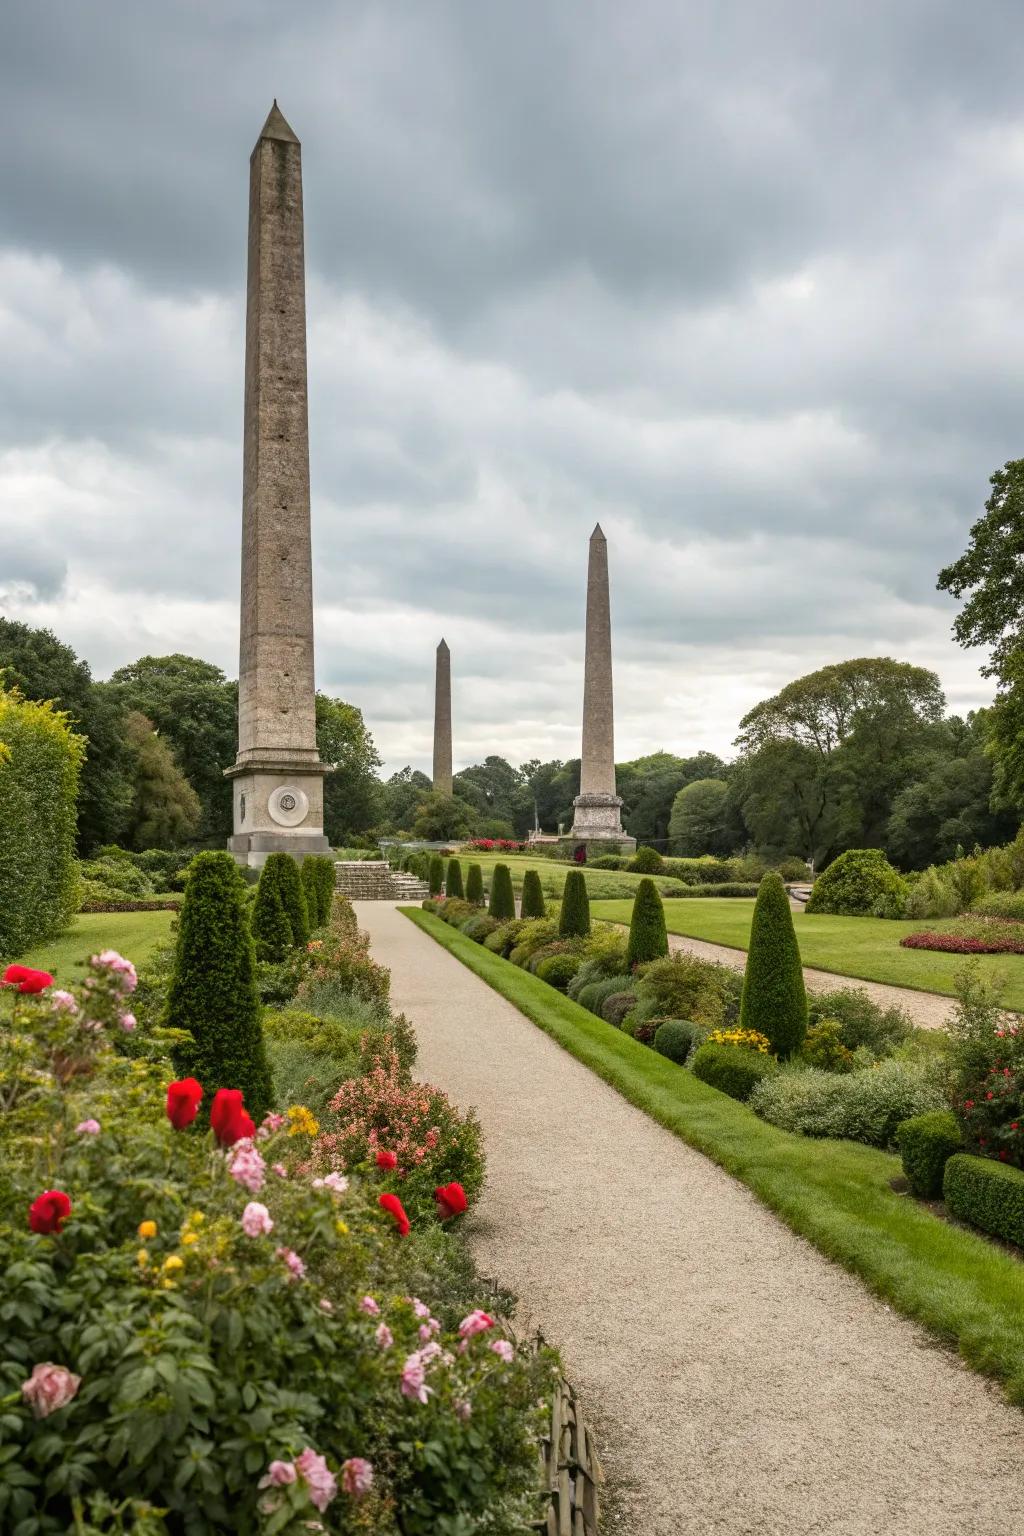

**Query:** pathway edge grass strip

left=403, top=906, right=1024, bottom=1406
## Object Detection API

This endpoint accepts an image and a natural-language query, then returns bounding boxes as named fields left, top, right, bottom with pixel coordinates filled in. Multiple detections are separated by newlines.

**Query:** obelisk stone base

left=559, top=793, right=636, bottom=860
left=226, top=758, right=331, bottom=868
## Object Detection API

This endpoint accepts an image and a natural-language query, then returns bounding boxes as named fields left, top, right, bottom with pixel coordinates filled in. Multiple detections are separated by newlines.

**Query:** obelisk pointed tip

left=590, top=522, right=606, bottom=542
left=257, top=100, right=300, bottom=145
left=437, top=637, right=449, bottom=653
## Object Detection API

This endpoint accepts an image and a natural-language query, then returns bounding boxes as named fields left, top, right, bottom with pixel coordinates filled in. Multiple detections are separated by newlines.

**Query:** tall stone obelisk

left=432, top=639, right=453, bottom=797
left=566, top=525, right=635, bottom=853
left=226, top=102, right=331, bottom=867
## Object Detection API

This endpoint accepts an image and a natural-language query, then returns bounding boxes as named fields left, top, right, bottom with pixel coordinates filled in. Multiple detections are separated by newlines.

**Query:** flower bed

left=901, top=921, right=1024, bottom=955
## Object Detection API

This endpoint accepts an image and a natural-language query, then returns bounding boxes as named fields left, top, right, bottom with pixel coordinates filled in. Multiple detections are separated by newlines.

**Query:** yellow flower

left=181, top=1231, right=199, bottom=1246
left=187, top=1210, right=206, bottom=1226
left=162, top=1255, right=184, bottom=1274
left=136, top=1249, right=149, bottom=1268
left=335, top=1220, right=349, bottom=1237
left=287, top=1105, right=319, bottom=1138
left=138, top=1219, right=157, bottom=1239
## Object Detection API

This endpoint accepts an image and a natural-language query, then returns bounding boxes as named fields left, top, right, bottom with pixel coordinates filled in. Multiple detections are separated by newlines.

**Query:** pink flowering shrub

left=314, top=1046, right=485, bottom=1219
left=902, top=920, right=1024, bottom=955
left=948, top=962, right=1024, bottom=1169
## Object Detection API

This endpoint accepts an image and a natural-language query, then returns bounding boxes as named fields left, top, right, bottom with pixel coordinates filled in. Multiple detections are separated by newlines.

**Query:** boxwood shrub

left=654, top=1019, right=705, bottom=1064
left=806, top=848, right=908, bottom=918
left=461, top=914, right=500, bottom=942
left=896, top=1111, right=962, bottom=1197
left=600, top=990, right=638, bottom=1027
left=943, top=1153, right=1024, bottom=1247
left=577, top=974, right=634, bottom=1017
left=690, top=1042, right=779, bottom=1101
left=535, top=953, right=582, bottom=991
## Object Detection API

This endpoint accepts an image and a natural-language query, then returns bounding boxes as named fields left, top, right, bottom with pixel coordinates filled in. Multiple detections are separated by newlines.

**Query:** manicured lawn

left=448, top=852, right=681, bottom=902
left=405, top=907, right=1024, bottom=1404
left=591, top=897, right=1024, bottom=1009
left=12, top=910, right=177, bottom=982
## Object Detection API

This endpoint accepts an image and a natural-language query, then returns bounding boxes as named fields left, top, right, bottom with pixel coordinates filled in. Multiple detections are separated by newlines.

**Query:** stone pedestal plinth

left=561, top=792, right=636, bottom=859
left=226, top=757, right=331, bottom=867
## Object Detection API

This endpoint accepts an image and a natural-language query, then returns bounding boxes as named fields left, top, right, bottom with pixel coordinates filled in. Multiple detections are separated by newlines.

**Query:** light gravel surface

left=357, top=902, right=1024, bottom=1536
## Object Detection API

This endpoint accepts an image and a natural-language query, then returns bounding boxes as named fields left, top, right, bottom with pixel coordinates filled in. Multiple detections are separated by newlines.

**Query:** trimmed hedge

left=520, top=869, right=546, bottom=919
left=897, top=1111, right=962, bottom=1198
left=250, top=865, right=293, bottom=963
left=944, top=1153, right=1024, bottom=1248
left=302, top=854, right=336, bottom=927
left=559, top=870, right=591, bottom=938
left=739, top=872, right=807, bottom=1058
left=265, top=851, right=310, bottom=949
left=806, top=847, right=908, bottom=918
left=488, top=863, right=516, bottom=920
left=626, top=878, right=669, bottom=968
left=80, top=897, right=182, bottom=913
left=446, top=857, right=465, bottom=900
left=466, top=863, right=485, bottom=906
left=690, top=1042, right=779, bottom=1102
left=168, top=851, right=273, bottom=1120
left=669, top=882, right=760, bottom=899
left=429, top=854, right=445, bottom=896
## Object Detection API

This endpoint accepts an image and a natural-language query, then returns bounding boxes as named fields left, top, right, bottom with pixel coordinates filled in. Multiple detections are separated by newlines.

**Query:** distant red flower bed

left=467, top=839, right=525, bottom=852
left=901, top=929, right=1024, bottom=955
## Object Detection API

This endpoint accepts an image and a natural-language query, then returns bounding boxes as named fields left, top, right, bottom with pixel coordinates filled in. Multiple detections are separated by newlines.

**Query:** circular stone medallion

left=268, top=785, right=310, bottom=827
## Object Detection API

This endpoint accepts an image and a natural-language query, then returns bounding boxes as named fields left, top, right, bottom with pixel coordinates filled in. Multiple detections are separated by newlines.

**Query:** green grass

left=13, top=910, right=177, bottom=983
left=405, top=906, right=1024, bottom=1404
left=591, top=897, right=1024, bottom=1009
left=446, top=852, right=681, bottom=903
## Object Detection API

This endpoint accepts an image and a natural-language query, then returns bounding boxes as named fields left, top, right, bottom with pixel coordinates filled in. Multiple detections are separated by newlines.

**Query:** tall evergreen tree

left=466, top=863, right=485, bottom=906
left=488, top=863, right=516, bottom=920
left=123, top=711, right=201, bottom=849
left=262, top=852, right=309, bottom=947
left=251, top=869, right=293, bottom=962
left=626, top=878, right=668, bottom=968
left=168, top=851, right=272, bottom=1118
left=739, top=871, right=807, bottom=1058
left=559, top=870, right=591, bottom=937
left=520, top=868, right=546, bottom=918
left=300, top=857, right=322, bottom=930
left=446, top=858, right=465, bottom=899
left=429, top=854, right=445, bottom=895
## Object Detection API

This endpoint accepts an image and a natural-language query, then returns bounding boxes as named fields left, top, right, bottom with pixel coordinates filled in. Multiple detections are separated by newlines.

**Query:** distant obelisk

left=567, top=525, right=634, bottom=853
left=433, top=639, right=453, bottom=797
left=226, top=102, right=331, bottom=866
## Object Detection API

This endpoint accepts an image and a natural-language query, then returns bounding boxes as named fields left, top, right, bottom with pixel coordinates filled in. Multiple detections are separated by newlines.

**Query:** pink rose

left=241, top=1202, right=274, bottom=1238
left=50, top=990, right=78, bottom=1014
left=359, top=1295, right=380, bottom=1316
left=260, top=1459, right=297, bottom=1488
left=341, top=1457, right=374, bottom=1498
left=490, top=1339, right=515, bottom=1364
left=400, top=1352, right=431, bottom=1404
left=319, top=1298, right=333, bottom=1313
left=94, top=950, right=138, bottom=992
left=295, top=1447, right=338, bottom=1512
left=375, top=1322, right=394, bottom=1350
left=272, top=1163, right=288, bottom=1178
left=228, top=1141, right=266, bottom=1194
left=458, top=1310, right=494, bottom=1339
left=275, top=1246, right=305, bottom=1280
left=21, top=1363, right=81, bottom=1418
left=262, top=1112, right=286, bottom=1132
left=75, top=1119, right=101, bottom=1136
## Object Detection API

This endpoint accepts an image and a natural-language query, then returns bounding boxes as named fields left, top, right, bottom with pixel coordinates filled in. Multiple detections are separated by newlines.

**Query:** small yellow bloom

left=287, top=1105, right=320, bottom=1137
left=136, top=1249, right=149, bottom=1268
left=187, top=1210, right=206, bottom=1226
left=162, top=1254, right=184, bottom=1274
left=138, top=1220, right=157, bottom=1239
left=181, top=1231, right=199, bottom=1246
left=335, top=1220, right=349, bottom=1237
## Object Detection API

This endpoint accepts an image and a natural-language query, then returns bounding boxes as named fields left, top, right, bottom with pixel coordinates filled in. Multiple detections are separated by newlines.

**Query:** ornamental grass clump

left=625, top=878, right=668, bottom=968
left=487, top=863, right=516, bottom=921
left=446, top=858, right=465, bottom=899
left=167, top=851, right=273, bottom=1120
left=739, top=872, right=807, bottom=1059
left=466, top=863, right=485, bottom=906
left=520, top=869, right=546, bottom=919
left=558, top=870, right=591, bottom=938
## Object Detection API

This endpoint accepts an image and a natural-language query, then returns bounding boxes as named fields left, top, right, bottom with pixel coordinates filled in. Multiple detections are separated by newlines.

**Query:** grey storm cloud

left=2, top=0, right=1024, bottom=771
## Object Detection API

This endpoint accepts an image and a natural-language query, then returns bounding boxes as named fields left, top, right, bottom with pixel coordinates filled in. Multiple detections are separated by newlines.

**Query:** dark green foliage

left=488, top=863, right=516, bottom=920
left=466, top=863, right=485, bottom=905
left=265, top=852, right=310, bottom=948
left=944, top=1153, right=1024, bottom=1247
left=626, top=878, right=669, bottom=968
left=628, top=845, right=664, bottom=874
left=251, top=867, right=293, bottom=962
left=520, top=869, right=546, bottom=919
left=429, top=854, right=445, bottom=896
left=632, top=953, right=741, bottom=1030
left=691, top=1042, right=779, bottom=1101
left=316, top=855, right=338, bottom=925
left=739, top=872, right=807, bottom=1057
left=588, top=854, right=624, bottom=870
left=600, top=991, right=638, bottom=1028
left=654, top=1020, right=703, bottom=1064
left=897, top=1112, right=962, bottom=1197
left=806, top=848, right=908, bottom=917
left=438, top=898, right=475, bottom=928
left=535, top=953, right=582, bottom=991
left=168, top=851, right=272, bottom=1119
left=807, top=987, right=913, bottom=1056
left=446, top=858, right=465, bottom=899
left=577, top=974, right=634, bottom=1017
left=558, top=870, right=591, bottom=937
left=300, top=857, right=321, bottom=932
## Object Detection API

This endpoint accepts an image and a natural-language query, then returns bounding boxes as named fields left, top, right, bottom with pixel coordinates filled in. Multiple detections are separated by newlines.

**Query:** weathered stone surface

left=227, top=103, right=329, bottom=864
left=568, top=525, right=634, bottom=852
left=432, top=638, right=453, bottom=798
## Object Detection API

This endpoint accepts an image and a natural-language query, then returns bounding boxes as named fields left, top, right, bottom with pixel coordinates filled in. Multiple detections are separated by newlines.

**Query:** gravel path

left=358, top=903, right=1024, bottom=1535
left=659, top=931, right=958, bottom=1029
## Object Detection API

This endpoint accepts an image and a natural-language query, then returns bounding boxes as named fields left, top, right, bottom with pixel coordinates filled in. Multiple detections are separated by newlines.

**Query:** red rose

left=29, top=1190, right=71, bottom=1234
left=166, top=1077, right=203, bottom=1130
left=2, top=965, right=54, bottom=994
left=375, top=1149, right=398, bottom=1171
left=378, top=1193, right=410, bottom=1236
left=210, top=1088, right=254, bottom=1146
left=434, top=1181, right=468, bottom=1222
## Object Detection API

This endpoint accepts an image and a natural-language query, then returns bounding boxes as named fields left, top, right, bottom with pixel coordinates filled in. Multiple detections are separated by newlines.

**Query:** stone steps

left=334, top=861, right=429, bottom=902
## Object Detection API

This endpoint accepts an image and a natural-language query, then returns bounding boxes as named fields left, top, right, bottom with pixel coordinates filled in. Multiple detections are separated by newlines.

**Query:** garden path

left=357, top=901, right=1024, bottom=1536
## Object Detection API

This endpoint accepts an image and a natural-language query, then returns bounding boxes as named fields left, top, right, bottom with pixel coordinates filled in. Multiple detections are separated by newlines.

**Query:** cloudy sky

left=3, top=1, right=1023, bottom=777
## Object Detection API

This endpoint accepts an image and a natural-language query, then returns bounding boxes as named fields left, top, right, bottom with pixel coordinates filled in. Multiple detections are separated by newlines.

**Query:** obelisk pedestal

left=432, top=639, right=453, bottom=798
left=564, top=525, right=635, bottom=856
left=226, top=102, right=331, bottom=867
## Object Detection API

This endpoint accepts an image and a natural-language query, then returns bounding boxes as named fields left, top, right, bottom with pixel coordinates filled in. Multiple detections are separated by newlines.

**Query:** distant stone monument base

left=225, top=760, right=331, bottom=868
left=561, top=792, right=636, bottom=859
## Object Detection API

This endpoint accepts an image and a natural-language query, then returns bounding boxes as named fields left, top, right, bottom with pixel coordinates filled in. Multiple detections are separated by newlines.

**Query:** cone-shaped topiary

left=168, top=851, right=273, bottom=1119
left=521, top=868, right=546, bottom=919
left=739, top=871, right=807, bottom=1058
left=466, top=863, right=485, bottom=906
left=251, top=864, right=293, bottom=962
left=317, top=855, right=337, bottom=924
left=429, top=854, right=445, bottom=895
left=263, top=851, right=309, bottom=948
left=626, top=878, right=668, bottom=968
left=488, top=862, right=517, bottom=920
left=559, top=869, right=591, bottom=937
left=446, top=858, right=465, bottom=899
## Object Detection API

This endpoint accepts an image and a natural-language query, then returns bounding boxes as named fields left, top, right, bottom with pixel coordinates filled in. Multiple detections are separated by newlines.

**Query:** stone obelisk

left=567, top=525, right=634, bottom=853
left=226, top=102, right=331, bottom=867
left=432, top=639, right=453, bottom=797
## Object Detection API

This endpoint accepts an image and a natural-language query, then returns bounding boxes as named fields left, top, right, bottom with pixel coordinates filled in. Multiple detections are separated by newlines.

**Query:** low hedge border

left=403, top=906, right=1024, bottom=1405
left=897, top=1111, right=962, bottom=1198
left=944, top=1154, right=1024, bottom=1249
